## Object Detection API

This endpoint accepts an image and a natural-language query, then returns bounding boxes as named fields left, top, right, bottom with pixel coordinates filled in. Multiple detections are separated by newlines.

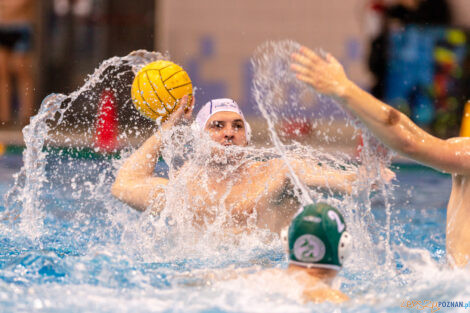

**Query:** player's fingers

left=290, top=63, right=311, bottom=76
left=183, top=98, right=195, bottom=120
left=299, top=46, right=323, bottom=64
left=179, top=94, right=188, bottom=107
left=185, top=103, right=194, bottom=115
left=295, top=73, right=315, bottom=86
left=291, top=52, right=313, bottom=67
left=169, top=97, right=186, bottom=121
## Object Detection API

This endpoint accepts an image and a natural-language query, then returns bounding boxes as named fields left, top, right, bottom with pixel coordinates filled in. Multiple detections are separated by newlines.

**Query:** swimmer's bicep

left=112, top=177, right=168, bottom=211
left=136, top=177, right=169, bottom=206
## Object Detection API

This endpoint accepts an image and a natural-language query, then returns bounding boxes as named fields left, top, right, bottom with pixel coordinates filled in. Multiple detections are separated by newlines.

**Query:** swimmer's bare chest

left=183, top=162, right=297, bottom=230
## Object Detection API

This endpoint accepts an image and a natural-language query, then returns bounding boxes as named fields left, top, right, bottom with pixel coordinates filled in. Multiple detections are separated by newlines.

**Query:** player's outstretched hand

left=380, top=167, right=396, bottom=184
left=291, top=46, right=351, bottom=97
left=160, top=95, right=194, bottom=131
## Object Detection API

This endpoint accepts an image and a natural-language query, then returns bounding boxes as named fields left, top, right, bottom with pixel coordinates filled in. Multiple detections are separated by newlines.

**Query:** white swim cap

left=194, top=98, right=252, bottom=141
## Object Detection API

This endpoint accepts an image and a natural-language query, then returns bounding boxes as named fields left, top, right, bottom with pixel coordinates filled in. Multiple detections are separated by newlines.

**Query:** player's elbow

left=111, top=168, right=133, bottom=199
left=111, top=178, right=125, bottom=200
left=110, top=181, right=120, bottom=198
left=395, top=134, right=419, bottom=157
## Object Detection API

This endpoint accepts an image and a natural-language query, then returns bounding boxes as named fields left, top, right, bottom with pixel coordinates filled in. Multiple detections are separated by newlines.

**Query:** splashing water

left=0, top=43, right=469, bottom=313
left=3, top=50, right=165, bottom=241
left=250, top=40, right=393, bottom=273
left=252, top=40, right=313, bottom=205
left=249, top=40, right=470, bottom=306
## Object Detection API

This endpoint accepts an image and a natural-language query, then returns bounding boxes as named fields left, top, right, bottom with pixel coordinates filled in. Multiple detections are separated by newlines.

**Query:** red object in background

left=370, top=0, right=385, bottom=12
left=281, top=120, right=312, bottom=139
left=355, top=131, right=364, bottom=159
left=95, top=89, right=118, bottom=152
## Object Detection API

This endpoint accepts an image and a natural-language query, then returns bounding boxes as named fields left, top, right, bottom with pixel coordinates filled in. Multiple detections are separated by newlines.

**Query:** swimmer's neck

left=205, top=158, right=247, bottom=176
left=287, top=264, right=338, bottom=284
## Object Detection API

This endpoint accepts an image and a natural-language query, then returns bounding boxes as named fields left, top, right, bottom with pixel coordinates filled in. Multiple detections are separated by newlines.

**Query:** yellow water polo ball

left=131, top=60, right=193, bottom=122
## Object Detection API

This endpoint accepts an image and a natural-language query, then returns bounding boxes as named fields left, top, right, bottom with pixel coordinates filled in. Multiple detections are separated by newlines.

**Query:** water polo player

left=283, top=202, right=351, bottom=302
left=212, top=203, right=351, bottom=303
left=176, top=202, right=351, bottom=303
left=291, top=46, right=470, bottom=267
left=112, top=96, right=374, bottom=233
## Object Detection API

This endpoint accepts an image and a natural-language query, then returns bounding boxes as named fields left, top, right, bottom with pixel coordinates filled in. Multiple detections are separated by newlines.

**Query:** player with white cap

left=194, top=98, right=252, bottom=141
left=112, top=95, right=378, bottom=233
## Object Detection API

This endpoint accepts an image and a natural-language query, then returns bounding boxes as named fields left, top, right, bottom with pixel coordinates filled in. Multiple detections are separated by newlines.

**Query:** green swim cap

left=288, top=203, right=351, bottom=270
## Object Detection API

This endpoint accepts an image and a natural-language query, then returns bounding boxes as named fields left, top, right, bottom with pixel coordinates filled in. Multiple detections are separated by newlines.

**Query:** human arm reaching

left=298, top=159, right=393, bottom=193
left=287, top=159, right=356, bottom=194
left=291, top=46, right=470, bottom=175
left=111, top=96, right=194, bottom=212
left=268, top=158, right=394, bottom=196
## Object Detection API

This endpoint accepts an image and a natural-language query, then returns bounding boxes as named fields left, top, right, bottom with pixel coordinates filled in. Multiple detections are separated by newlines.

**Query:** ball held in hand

left=131, top=60, right=193, bottom=122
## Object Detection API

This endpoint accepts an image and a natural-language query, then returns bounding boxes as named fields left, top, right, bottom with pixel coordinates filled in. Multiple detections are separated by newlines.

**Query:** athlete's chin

left=210, top=146, right=245, bottom=165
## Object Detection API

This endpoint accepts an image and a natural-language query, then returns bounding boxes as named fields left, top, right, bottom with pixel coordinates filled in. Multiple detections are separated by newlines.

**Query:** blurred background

left=2, top=0, right=470, bottom=150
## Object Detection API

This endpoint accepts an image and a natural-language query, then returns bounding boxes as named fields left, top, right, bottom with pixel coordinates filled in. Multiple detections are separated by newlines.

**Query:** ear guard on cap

left=338, top=231, right=352, bottom=265
left=280, top=226, right=289, bottom=249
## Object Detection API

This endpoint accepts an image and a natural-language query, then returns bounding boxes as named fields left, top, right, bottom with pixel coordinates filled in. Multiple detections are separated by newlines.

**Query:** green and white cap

left=288, top=203, right=351, bottom=271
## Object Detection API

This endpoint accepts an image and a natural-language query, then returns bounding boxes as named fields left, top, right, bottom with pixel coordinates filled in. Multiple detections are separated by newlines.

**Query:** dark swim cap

left=288, top=203, right=351, bottom=270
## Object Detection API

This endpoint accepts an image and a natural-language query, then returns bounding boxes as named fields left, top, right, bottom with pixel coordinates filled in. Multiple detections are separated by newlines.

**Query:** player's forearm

left=289, top=159, right=353, bottom=193
left=339, top=81, right=433, bottom=158
left=311, top=171, right=353, bottom=194
left=116, top=131, right=163, bottom=180
left=111, top=177, right=166, bottom=212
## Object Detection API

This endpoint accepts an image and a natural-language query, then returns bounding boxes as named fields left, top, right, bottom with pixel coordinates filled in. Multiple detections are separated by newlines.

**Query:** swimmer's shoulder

left=303, top=285, right=349, bottom=304
left=246, top=159, right=290, bottom=183
left=261, top=158, right=289, bottom=172
left=445, top=137, right=470, bottom=145
left=174, top=162, right=202, bottom=178
left=289, top=270, right=348, bottom=303
left=245, top=159, right=278, bottom=173
left=440, top=137, right=470, bottom=176
left=442, top=136, right=470, bottom=156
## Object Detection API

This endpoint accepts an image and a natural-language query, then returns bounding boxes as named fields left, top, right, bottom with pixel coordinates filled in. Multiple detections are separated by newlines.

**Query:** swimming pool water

left=1, top=153, right=468, bottom=313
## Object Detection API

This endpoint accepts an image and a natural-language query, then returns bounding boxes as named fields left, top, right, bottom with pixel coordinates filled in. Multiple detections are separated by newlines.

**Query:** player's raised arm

left=291, top=46, right=470, bottom=175
left=111, top=96, right=193, bottom=212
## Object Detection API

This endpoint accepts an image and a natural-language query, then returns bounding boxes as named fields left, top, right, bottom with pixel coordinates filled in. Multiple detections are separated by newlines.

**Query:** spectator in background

left=367, top=0, right=452, bottom=100
left=0, top=0, right=36, bottom=127
left=386, top=0, right=451, bottom=26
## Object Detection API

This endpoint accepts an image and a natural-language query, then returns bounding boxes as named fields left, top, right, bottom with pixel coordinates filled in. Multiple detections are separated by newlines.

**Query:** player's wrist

left=336, top=78, right=355, bottom=100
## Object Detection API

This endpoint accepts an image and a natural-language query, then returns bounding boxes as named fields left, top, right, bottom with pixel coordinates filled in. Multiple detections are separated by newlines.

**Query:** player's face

left=204, top=112, right=248, bottom=146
